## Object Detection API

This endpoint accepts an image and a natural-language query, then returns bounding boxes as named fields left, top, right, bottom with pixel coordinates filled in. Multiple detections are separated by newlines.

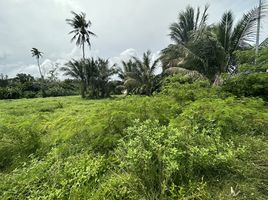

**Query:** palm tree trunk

left=82, top=42, right=88, bottom=97
left=37, top=58, right=45, bottom=97
left=81, top=79, right=86, bottom=98
left=82, top=43, right=85, bottom=60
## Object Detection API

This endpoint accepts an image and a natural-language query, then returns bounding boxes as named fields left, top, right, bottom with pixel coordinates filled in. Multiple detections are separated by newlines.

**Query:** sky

left=0, top=0, right=267, bottom=78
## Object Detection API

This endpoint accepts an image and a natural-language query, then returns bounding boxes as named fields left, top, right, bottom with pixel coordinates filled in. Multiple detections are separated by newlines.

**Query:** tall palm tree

left=66, top=11, right=96, bottom=98
left=66, top=11, right=96, bottom=60
left=31, top=48, right=43, bottom=79
left=122, top=51, right=160, bottom=95
left=61, top=59, right=86, bottom=98
left=31, top=48, right=45, bottom=97
left=214, top=1, right=267, bottom=66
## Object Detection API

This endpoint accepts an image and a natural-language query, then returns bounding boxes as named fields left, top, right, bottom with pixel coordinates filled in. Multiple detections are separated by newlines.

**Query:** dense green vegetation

left=0, top=73, right=79, bottom=99
left=1, top=75, right=268, bottom=199
left=1, top=2, right=268, bottom=199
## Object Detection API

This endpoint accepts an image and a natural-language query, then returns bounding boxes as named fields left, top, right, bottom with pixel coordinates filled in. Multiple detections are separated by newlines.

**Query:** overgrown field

left=1, top=78, right=268, bottom=199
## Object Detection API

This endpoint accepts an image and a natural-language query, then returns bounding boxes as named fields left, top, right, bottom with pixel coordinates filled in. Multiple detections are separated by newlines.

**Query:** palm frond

left=260, top=37, right=268, bottom=48
left=230, top=1, right=267, bottom=52
left=66, top=11, right=96, bottom=50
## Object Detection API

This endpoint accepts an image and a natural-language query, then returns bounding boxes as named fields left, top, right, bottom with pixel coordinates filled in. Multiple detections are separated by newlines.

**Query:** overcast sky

left=0, top=0, right=267, bottom=78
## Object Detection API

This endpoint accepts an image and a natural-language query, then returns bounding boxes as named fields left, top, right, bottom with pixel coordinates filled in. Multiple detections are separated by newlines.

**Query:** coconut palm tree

left=66, top=11, right=96, bottom=59
left=118, top=60, right=136, bottom=80
left=31, top=48, right=45, bottom=97
left=165, top=30, right=226, bottom=82
left=161, top=5, right=210, bottom=71
left=31, top=48, right=43, bottom=78
left=66, top=11, right=96, bottom=98
left=122, top=51, right=160, bottom=95
left=93, top=58, right=118, bottom=98
left=61, top=59, right=86, bottom=98
left=117, top=60, right=137, bottom=94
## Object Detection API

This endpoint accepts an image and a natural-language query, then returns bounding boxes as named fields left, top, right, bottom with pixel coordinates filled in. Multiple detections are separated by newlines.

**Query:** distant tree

left=61, top=59, right=86, bottom=98
left=66, top=11, right=96, bottom=98
left=31, top=48, right=43, bottom=78
left=121, top=51, right=160, bottom=95
left=84, top=58, right=117, bottom=98
left=0, top=74, right=8, bottom=87
left=117, top=60, right=137, bottom=94
left=14, top=73, right=34, bottom=84
left=31, top=48, right=45, bottom=97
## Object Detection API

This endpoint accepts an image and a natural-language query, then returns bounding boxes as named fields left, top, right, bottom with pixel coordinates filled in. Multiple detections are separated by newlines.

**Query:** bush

left=0, top=87, right=22, bottom=99
left=171, top=97, right=268, bottom=137
left=115, top=120, right=242, bottom=199
left=160, top=74, right=229, bottom=103
left=222, top=73, right=268, bottom=100
left=23, top=91, right=37, bottom=98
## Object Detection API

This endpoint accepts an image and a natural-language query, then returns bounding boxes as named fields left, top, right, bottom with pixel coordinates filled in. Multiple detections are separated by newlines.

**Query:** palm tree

left=122, top=51, right=160, bottom=95
left=118, top=60, right=136, bottom=80
left=93, top=58, right=118, bottom=97
left=31, top=48, right=45, bottom=97
left=66, top=11, right=96, bottom=60
left=161, top=5, right=210, bottom=71
left=213, top=1, right=267, bottom=66
left=61, top=59, right=86, bottom=98
left=117, top=60, right=137, bottom=94
left=31, top=48, right=43, bottom=79
left=66, top=11, right=96, bottom=98
left=160, top=23, right=226, bottom=83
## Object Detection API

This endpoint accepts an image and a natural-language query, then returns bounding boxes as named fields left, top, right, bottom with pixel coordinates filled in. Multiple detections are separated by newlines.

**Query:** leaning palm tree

left=61, top=59, right=86, bottom=98
left=31, top=48, right=45, bottom=97
left=31, top=48, right=43, bottom=78
left=66, top=11, right=96, bottom=60
left=213, top=1, right=267, bottom=66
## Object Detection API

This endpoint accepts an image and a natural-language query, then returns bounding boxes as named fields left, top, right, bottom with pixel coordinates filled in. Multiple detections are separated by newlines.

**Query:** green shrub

left=23, top=91, right=37, bottom=98
left=222, top=73, right=268, bottom=100
left=0, top=87, right=22, bottom=99
left=116, top=120, right=242, bottom=199
left=171, top=97, right=268, bottom=136
left=160, top=74, right=229, bottom=103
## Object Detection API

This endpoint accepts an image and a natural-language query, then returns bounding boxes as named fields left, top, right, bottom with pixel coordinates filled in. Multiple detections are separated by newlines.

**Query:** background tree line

left=1, top=3, right=268, bottom=100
